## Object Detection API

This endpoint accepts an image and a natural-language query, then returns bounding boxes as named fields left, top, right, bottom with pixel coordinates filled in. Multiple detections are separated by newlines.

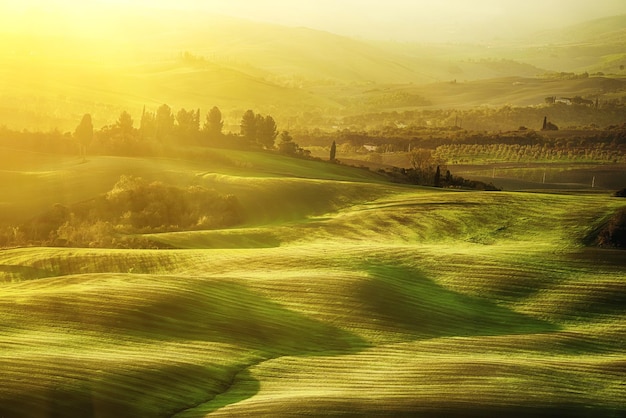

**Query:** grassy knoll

left=0, top=146, right=386, bottom=225
left=1, top=149, right=626, bottom=416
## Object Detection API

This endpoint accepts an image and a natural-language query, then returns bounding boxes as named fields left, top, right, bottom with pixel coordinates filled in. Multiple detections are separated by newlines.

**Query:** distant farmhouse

left=545, top=96, right=596, bottom=106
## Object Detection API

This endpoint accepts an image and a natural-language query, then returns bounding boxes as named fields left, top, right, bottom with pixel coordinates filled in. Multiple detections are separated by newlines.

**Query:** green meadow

left=1, top=6, right=626, bottom=416
left=1, top=147, right=625, bottom=417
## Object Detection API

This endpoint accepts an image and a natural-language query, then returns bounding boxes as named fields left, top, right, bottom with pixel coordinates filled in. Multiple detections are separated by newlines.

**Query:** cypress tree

left=240, top=110, right=257, bottom=144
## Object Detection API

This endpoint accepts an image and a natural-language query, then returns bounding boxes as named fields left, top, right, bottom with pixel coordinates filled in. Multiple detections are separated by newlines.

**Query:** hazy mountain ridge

left=0, top=10, right=624, bottom=130
left=181, top=13, right=626, bottom=82
left=530, top=14, right=626, bottom=45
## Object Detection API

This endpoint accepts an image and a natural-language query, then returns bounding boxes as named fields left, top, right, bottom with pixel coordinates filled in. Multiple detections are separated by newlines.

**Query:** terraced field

left=1, top=150, right=625, bottom=416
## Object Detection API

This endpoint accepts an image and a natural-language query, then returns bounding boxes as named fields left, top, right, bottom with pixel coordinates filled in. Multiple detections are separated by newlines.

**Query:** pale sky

left=3, top=0, right=626, bottom=42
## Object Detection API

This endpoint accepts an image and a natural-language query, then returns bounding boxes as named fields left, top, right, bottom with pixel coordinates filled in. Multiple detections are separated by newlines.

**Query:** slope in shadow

left=2, top=274, right=368, bottom=350
left=0, top=275, right=368, bottom=418
left=0, top=264, right=56, bottom=281
left=357, top=263, right=558, bottom=338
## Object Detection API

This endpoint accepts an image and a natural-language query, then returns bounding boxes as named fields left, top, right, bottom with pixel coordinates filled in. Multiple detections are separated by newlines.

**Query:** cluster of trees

left=276, top=131, right=311, bottom=158
left=89, top=105, right=226, bottom=154
left=337, top=102, right=626, bottom=133
left=407, top=148, right=444, bottom=185
left=239, top=110, right=278, bottom=149
left=0, top=176, right=241, bottom=248
left=83, top=106, right=310, bottom=158
left=293, top=122, right=626, bottom=165
left=103, top=176, right=240, bottom=231
left=541, top=71, right=591, bottom=80
left=0, top=126, right=76, bottom=155
left=58, top=105, right=239, bottom=156
left=1, top=104, right=314, bottom=160
left=382, top=165, right=499, bottom=191
left=4, top=100, right=624, bottom=163
left=379, top=148, right=498, bottom=190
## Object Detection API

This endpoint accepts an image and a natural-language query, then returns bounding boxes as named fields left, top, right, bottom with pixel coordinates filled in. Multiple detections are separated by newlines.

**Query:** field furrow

left=1, top=152, right=625, bottom=416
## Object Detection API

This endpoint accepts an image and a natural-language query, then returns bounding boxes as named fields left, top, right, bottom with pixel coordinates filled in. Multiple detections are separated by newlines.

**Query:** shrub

left=104, top=176, right=242, bottom=232
left=6, top=176, right=242, bottom=249
left=597, top=208, right=626, bottom=248
left=613, top=188, right=626, bottom=198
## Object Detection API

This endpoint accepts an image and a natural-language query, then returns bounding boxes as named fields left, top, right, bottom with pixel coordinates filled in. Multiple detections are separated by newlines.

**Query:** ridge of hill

left=0, top=147, right=389, bottom=226
left=1, top=10, right=625, bottom=131
left=507, top=15, right=626, bottom=74
left=531, top=14, right=626, bottom=45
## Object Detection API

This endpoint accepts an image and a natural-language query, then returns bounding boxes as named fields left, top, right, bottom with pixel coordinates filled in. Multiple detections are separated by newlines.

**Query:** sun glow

left=3, top=0, right=625, bottom=41
left=1, top=0, right=625, bottom=131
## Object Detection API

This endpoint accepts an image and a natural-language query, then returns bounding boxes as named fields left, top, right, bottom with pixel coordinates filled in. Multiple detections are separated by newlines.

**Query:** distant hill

left=515, top=15, right=626, bottom=74
left=1, top=8, right=624, bottom=131
left=531, top=15, right=626, bottom=45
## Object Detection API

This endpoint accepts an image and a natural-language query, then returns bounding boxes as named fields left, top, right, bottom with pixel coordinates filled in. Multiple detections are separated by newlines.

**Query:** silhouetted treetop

left=240, top=110, right=257, bottom=143
left=257, top=115, right=278, bottom=149
left=204, top=106, right=224, bottom=140
left=155, top=104, right=175, bottom=142
left=74, top=113, right=93, bottom=159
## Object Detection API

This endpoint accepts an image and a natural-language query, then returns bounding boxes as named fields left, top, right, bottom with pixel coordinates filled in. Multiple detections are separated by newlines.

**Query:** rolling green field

left=1, top=148, right=626, bottom=417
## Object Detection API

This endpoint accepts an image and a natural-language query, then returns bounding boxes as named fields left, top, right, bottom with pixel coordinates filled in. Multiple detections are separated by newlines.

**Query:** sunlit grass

left=1, top=147, right=625, bottom=416
left=2, top=4, right=626, bottom=415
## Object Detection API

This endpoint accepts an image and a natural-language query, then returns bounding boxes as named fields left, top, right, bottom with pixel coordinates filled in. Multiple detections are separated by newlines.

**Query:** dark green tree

left=176, top=108, right=200, bottom=143
left=204, top=106, right=224, bottom=140
left=240, top=110, right=257, bottom=144
left=95, top=111, right=141, bottom=155
left=277, top=131, right=298, bottom=155
left=330, top=140, right=337, bottom=161
left=117, top=111, right=134, bottom=134
left=74, top=113, right=93, bottom=161
left=434, top=165, right=441, bottom=187
left=257, top=115, right=278, bottom=149
left=139, top=107, right=157, bottom=141
left=155, top=104, right=175, bottom=143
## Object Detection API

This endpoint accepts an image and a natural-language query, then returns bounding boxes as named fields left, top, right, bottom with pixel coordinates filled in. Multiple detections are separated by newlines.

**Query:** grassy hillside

left=0, top=146, right=388, bottom=225
left=504, top=15, right=626, bottom=74
left=1, top=149, right=625, bottom=416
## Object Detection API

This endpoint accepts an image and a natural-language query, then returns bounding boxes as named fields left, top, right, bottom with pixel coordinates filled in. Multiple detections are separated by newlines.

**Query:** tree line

left=334, top=101, right=626, bottom=133
left=77, top=105, right=289, bottom=156
left=382, top=148, right=499, bottom=190
left=0, top=104, right=311, bottom=159
left=291, top=123, right=626, bottom=162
